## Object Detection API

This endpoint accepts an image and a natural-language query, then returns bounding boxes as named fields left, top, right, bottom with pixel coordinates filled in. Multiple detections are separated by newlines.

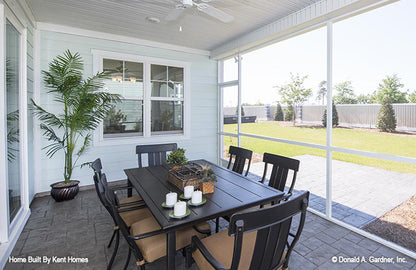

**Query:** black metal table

left=124, top=159, right=283, bottom=270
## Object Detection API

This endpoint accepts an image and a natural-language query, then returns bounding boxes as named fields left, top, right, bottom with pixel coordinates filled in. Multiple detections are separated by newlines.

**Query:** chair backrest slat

left=228, top=191, right=309, bottom=270
left=262, top=153, right=300, bottom=197
left=136, top=143, right=177, bottom=168
left=227, top=146, right=253, bottom=176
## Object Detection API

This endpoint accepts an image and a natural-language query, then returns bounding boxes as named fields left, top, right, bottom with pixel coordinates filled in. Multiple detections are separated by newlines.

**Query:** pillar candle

left=191, top=190, right=202, bottom=204
left=166, top=192, right=177, bottom=207
left=184, top=185, right=194, bottom=199
left=174, top=201, right=187, bottom=216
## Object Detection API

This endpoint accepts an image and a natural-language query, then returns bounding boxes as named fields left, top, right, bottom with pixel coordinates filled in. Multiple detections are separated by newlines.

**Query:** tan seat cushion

left=193, top=230, right=285, bottom=270
left=120, top=208, right=152, bottom=227
left=131, top=217, right=211, bottom=263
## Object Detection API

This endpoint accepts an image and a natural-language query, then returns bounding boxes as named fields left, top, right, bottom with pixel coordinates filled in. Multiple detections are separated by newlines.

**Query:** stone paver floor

left=248, top=155, right=416, bottom=228
left=5, top=188, right=416, bottom=270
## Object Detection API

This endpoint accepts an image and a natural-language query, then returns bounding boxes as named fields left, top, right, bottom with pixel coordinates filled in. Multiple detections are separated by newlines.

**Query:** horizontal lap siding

left=38, top=31, right=218, bottom=192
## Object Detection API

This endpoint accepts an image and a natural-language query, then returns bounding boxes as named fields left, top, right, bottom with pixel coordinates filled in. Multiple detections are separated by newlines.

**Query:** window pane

left=151, top=64, right=167, bottom=81
left=6, top=20, right=21, bottom=222
left=222, top=85, right=238, bottom=134
left=151, top=65, right=184, bottom=98
left=103, top=100, right=143, bottom=137
left=240, top=26, right=327, bottom=146
left=103, top=59, right=143, bottom=99
left=168, top=66, right=183, bottom=82
left=333, top=0, right=416, bottom=157
left=151, top=101, right=183, bottom=133
left=223, top=57, right=238, bottom=82
left=221, top=135, right=238, bottom=161
left=331, top=151, right=416, bottom=253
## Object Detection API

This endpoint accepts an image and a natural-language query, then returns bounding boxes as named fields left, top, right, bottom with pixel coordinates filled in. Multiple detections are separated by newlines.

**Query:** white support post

left=237, top=53, right=242, bottom=147
left=33, top=28, right=41, bottom=194
left=0, top=2, right=9, bottom=243
left=218, top=61, right=224, bottom=164
left=326, top=22, right=333, bottom=218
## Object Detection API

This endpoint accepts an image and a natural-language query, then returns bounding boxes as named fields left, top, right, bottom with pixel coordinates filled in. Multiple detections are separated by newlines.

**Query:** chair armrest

left=130, top=229, right=166, bottom=240
left=191, top=236, right=227, bottom=270
left=118, top=200, right=146, bottom=207
left=117, top=204, right=147, bottom=213
left=112, top=185, right=134, bottom=191
left=193, top=225, right=211, bottom=236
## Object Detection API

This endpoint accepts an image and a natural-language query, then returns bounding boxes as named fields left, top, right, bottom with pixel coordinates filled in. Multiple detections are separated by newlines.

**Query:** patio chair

left=187, top=191, right=309, bottom=270
left=216, top=146, right=253, bottom=232
left=92, top=158, right=143, bottom=205
left=226, top=146, right=253, bottom=176
left=92, top=165, right=150, bottom=270
left=136, top=143, right=177, bottom=167
left=129, top=143, right=178, bottom=197
left=104, top=176, right=211, bottom=270
left=261, top=153, right=300, bottom=202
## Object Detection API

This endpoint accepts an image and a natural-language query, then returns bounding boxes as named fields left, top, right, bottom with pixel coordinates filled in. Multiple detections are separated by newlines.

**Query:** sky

left=223, top=0, right=416, bottom=106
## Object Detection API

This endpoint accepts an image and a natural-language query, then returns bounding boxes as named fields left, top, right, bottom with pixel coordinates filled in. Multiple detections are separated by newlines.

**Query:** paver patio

left=248, top=155, right=416, bottom=228
left=5, top=188, right=416, bottom=269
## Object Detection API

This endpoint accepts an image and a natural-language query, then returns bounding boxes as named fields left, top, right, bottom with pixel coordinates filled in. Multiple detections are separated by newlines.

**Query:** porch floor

left=5, top=189, right=416, bottom=270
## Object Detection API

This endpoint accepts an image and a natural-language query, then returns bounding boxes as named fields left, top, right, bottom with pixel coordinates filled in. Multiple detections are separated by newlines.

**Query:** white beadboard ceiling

left=26, top=0, right=321, bottom=51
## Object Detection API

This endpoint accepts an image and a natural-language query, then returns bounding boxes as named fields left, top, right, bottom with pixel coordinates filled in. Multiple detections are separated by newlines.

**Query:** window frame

left=92, top=50, right=191, bottom=146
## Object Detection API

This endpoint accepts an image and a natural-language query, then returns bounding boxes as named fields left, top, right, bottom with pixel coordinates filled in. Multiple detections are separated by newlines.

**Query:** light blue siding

left=38, top=30, right=218, bottom=192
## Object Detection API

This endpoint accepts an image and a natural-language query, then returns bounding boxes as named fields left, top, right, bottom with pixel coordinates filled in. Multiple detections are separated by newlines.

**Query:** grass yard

left=224, top=121, right=416, bottom=174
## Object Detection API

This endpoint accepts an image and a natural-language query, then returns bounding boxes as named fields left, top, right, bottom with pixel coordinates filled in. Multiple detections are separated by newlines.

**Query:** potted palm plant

left=32, top=50, right=121, bottom=202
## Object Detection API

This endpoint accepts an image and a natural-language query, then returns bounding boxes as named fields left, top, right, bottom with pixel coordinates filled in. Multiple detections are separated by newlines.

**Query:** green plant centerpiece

left=32, top=50, right=121, bottom=202
left=199, top=165, right=217, bottom=194
left=167, top=148, right=188, bottom=169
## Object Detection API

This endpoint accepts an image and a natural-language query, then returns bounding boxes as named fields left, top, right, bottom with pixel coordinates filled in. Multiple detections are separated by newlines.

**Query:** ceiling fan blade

left=196, top=3, right=233, bottom=23
left=165, top=6, right=186, bottom=21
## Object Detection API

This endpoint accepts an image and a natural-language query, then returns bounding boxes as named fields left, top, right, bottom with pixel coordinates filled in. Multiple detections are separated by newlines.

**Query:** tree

left=275, top=73, right=312, bottom=124
left=408, top=90, right=416, bottom=103
left=284, top=105, right=294, bottom=121
left=376, top=98, right=396, bottom=132
left=357, top=94, right=372, bottom=104
left=316, top=80, right=327, bottom=105
left=333, top=81, right=357, bottom=104
left=322, top=103, right=339, bottom=127
left=235, top=105, right=245, bottom=116
left=375, top=74, right=407, bottom=103
left=274, top=103, right=284, bottom=121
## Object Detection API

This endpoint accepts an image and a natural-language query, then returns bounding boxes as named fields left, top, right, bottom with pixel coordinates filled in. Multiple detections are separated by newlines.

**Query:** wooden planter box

left=168, top=164, right=202, bottom=190
left=200, top=182, right=215, bottom=194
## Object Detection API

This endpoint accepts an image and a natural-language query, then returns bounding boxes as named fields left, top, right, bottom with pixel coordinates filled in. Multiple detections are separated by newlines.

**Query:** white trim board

left=211, top=0, right=397, bottom=59
left=37, top=22, right=210, bottom=57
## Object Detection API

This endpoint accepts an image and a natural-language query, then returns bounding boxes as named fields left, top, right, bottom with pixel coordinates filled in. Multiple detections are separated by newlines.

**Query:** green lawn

left=224, top=122, right=416, bottom=174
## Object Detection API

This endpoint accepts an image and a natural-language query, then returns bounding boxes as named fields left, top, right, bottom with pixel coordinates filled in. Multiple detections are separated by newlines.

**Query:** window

left=93, top=51, right=189, bottom=143
left=103, top=59, right=144, bottom=138
left=151, top=65, right=184, bottom=134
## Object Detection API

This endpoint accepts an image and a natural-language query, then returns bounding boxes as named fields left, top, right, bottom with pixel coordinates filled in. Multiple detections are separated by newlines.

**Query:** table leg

left=167, top=231, right=176, bottom=270
left=127, top=178, right=132, bottom=198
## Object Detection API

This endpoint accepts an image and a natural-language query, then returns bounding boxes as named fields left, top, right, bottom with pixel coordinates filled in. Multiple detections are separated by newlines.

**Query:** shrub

left=274, top=103, right=284, bottom=121
left=322, top=104, right=339, bottom=127
left=284, top=105, right=294, bottom=121
left=376, top=98, right=396, bottom=132
left=235, top=106, right=245, bottom=116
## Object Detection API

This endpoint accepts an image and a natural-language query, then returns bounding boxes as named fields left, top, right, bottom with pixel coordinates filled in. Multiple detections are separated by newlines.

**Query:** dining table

left=124, top=159, right=284, bottom=270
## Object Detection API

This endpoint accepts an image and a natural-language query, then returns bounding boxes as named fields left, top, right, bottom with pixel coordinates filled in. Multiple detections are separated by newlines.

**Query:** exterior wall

left=38, top=30, right=218, bottom=192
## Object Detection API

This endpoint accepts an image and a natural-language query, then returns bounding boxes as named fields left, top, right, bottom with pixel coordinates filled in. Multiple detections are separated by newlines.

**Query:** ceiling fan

left=165, top=0, right=234, bottom=23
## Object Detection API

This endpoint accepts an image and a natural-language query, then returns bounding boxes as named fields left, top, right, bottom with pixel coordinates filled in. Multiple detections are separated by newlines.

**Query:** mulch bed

left=364, top=194, right=416, bottom=252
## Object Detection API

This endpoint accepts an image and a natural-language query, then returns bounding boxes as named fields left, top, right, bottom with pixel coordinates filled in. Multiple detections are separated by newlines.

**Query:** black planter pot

left=50, top=180, right=80, bottom=202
